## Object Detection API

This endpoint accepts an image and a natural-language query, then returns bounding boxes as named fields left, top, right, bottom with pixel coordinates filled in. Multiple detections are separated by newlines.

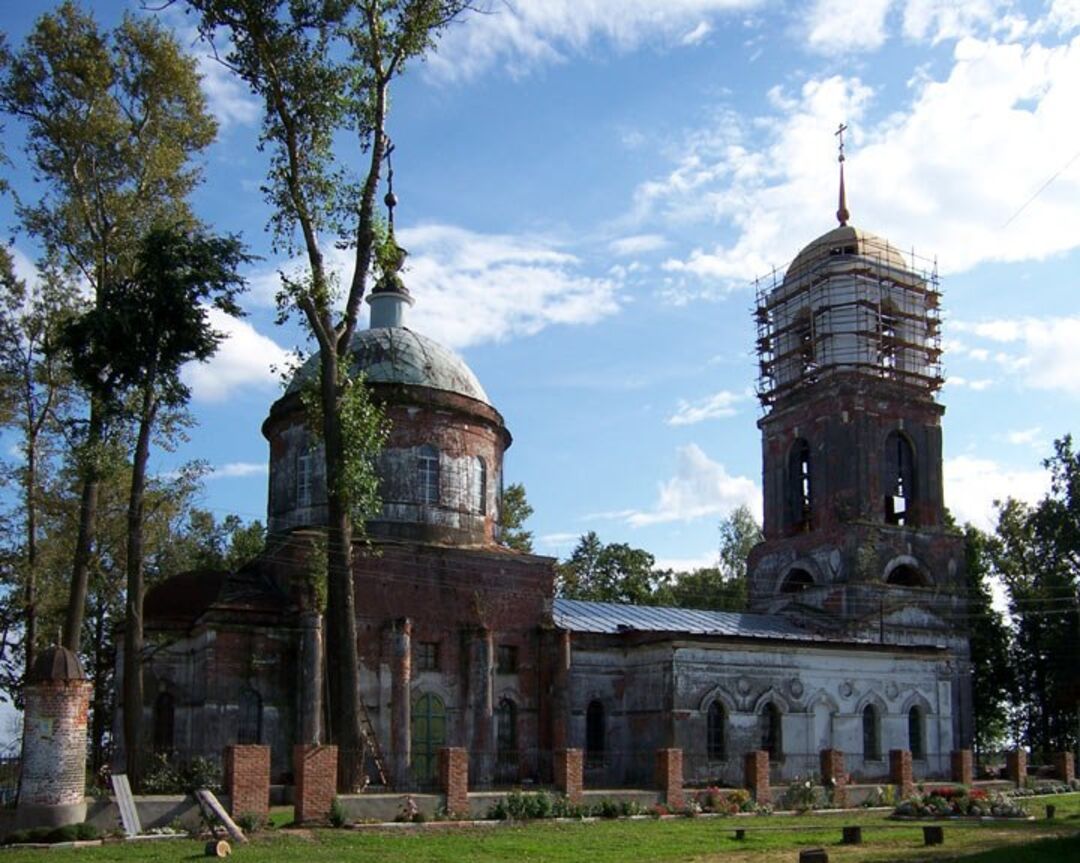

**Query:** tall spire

left=835, top=122, right=850, bottom=226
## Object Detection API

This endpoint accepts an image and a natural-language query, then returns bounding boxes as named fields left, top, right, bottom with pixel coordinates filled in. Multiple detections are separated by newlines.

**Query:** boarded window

left=909, top=706, right=925, bottom=760
left=761, top=702, right=782, bottom=760
left=495, top=698, right=518, bottom=784
left=411, top=693, right=446, bottom=785
left=496, top=645, right=518, bottom=674
left=297, top=449, right=314, bottom=508
left=154, top=691, right=175, bottom=754
left=238, top=687, right=262, bottom=745
left=472, top=456, right=487, bottom=515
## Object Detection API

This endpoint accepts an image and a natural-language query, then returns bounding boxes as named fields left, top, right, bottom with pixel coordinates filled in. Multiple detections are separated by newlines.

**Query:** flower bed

left=891, top=787, right=1028, bottom=819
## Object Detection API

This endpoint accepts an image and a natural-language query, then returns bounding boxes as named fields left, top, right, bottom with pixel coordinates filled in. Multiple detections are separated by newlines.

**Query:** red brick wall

left=950, top=749, right=973, bottom=786
left=20, top=680, right=91, bottom=808
left=439, top=747, right=469, bottom=816
left=225, top=745, right=270, bottom=821
left=890, top=749, right=913, bottom=799
left=819, top=749, right=847, bottom=807
left=1053, top=752, right=1074, bottom=783
left=554, top=749, right=583, bottom=804
left=655, top=748, right=684, bottom=809
left=744, top=750, right=770, bottom=804
left=294, top=745, right=338, bottom=823
left=1006, top=749, right=1027, bottom=786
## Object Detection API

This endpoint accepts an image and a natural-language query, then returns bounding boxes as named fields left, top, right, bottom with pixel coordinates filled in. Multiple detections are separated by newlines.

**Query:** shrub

left=3, top=829, right=29, bottom=845
left=74, top=823, right=100, bottom=841
left=140, top=753, right=222, bottom=795
left=781, top=776, right=823, bottom=812
left=596, top=799, right=621, bottom=819
left=550, top=795, right=587, bottom=819
left=235, top=812, right=264, bottom=833
left=328, top=797, right=347, bottom=828
left=46, top=825, right=80, bottom=843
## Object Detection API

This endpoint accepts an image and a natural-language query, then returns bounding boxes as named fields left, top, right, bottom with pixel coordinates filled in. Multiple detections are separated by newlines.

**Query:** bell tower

left=747, top=130, right=967, bottom=650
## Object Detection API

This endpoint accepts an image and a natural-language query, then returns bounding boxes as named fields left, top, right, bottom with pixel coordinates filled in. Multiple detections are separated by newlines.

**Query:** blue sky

left=4, top=0, right=1080, bottom=571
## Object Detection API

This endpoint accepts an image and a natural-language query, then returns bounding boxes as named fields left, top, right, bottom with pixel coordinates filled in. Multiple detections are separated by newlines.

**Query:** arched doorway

left=411, top=693, right=446, bottom=785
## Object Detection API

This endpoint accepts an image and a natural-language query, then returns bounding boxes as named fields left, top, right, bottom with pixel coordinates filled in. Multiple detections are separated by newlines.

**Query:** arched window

left=418, top=445, right=440, bottom=505
left=908, top=706, right=925, bottom=760
left=780, top=568, right=814, bottom=594
left=411, top=693, right=447, bottom=785
left=238, top=687, right=262, bottom=745
left=887, top=564, right=926, bottom=587
left=884, top=431, right=916, bottom=525
left=297, top=448, right=315, bottom=508
left=863, top=704, right=881, bottom=760
left=761, top=702, right=782, bottom=760
left=586, top=700, right=605, bottom=767
left=153, top=691, right=175, bottom=754
left=707, top=702, right=726, bottom=761
left=472, top=456, right=487, bottom=515
left=787, top=439, right=812, bottom=530
left=495, top=698, right=518, bottom=784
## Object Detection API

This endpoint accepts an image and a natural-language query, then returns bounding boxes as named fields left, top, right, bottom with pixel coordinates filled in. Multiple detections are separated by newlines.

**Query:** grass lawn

left=3, top=793, right=1078, bottom=862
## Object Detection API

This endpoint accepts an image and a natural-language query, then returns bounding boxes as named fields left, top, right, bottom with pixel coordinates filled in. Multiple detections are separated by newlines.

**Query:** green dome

left=288, top=327, right=490, bottom=405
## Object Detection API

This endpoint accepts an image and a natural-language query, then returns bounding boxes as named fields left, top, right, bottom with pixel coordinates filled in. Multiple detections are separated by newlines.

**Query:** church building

left=133, top=171, right=972, bottom=791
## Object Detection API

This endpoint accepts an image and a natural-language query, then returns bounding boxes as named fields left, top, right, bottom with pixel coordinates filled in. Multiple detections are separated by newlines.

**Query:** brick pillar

left=439, top=747, right=469, bottom=817
left=819, top=749, right=847, bottom=808
left=1052, top=752, right=1075, bottom=783
left=225, top=745, right=271, bottom=821
left=554, top=749, right=583, bottom=804
left=1006, top=749, right=1027, bottom=787
left=890, top=750, right=913, bottom=800
left=390, top=617, right=412, bottom=788
left=294, top=744, right=338, bottom=823
left=950, top=750, right=973, bottom=786
left=655, top=748, right=684, bottom=809
left=744, top=750, right=770, bottom=804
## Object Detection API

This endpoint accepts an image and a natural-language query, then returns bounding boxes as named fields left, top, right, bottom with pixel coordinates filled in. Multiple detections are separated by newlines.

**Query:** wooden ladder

left=358, top=696, right=390, bottom=787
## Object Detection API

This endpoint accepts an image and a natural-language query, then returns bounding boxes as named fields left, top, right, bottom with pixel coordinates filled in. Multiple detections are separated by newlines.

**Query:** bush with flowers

left=892, top=787, right=1027, bottom=819
left=693, top=787, right=756, bottom=815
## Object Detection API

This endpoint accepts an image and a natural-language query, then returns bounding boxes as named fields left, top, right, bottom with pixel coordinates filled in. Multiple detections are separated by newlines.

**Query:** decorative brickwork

left=1053, top=752, right=1074, bottom=783
left=744, top=750, right=770, bottom=804
left=225, top=745, right=271, bottom=821
left=294, top=745, right=338, bottom=824
left=889, top=750, right=913, bottom=800
left=819, top=749, right=847, bottom=808
left=1006, top=749, right=1027, bottom=787
left=655, top=748, right=684, bottom=809
left=439, top=747, right=469, bottom=817
left=554, top=749, right=583, bottom=804
left=950, top=750, right=973, bottom=786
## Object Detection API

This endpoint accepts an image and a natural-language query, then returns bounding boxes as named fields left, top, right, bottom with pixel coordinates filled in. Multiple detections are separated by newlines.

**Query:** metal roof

left=553, top=597, right=833, bottom=642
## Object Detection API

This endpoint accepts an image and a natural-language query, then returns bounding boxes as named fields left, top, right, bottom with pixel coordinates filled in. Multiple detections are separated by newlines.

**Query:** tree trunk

left=63, top=401, right=103, bottom=653
left=23, top=433, right=37, bottom=678
left=123, top=387, right=155, bottom=787
left=318, top=352, right=366, bottom=791
left=90, top=597, right=110, bottom=775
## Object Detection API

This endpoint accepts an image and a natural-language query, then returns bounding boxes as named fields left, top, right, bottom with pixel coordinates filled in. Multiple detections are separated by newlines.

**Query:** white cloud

left=952, top=316, right=1080, bottom=396
left=806, top=0, right=893, bottom=54
left=681, top=21, right=713, bottom=45
left=901, top=0, right=1010, bottom=44
left=667, top=389, right=745, bottom=425
left=183, top=308, right=291, bottom=402
left=654, top=550, right=720, bottom=572
left=196, top=52, right=261, bottom=128
left=944, top=454, right=1048, bottom=530
left=1049, top=0, right=1080, bottom=33
left=609, top=233, right=668, bottom=257
left=1004, top=426, right=1042, bottom=446
left=209, top=462, right=268, bottom=480
left=649, top=33, right=1080, bottom=286
left=537, top=532, right=581, bottom=553
left=606, top=443, right=759, bottom=527
left=427, top=0, right=762, bottom=82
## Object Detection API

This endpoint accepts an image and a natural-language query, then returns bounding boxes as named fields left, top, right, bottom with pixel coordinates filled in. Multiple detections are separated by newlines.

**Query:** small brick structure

left=1052, top=752, right=1074, bottom=783
left=294, top=744, right=338, bottom=823
left=554, top=749, right=583, bottom=804
left=950, top=749, right=973, bottom=786
left=889, top=749, right=913, bottom=800
left=820, top=748, right=847, bottom=807
left=439, top=747, right=469, bottom=817
left=1006, top=749, right=1027, bottom=787
left=744, top=750, right=770, bottom=804
left=17, top=646, right=92, bottom=829
left=655, top=748, right=684, bottom=809
left=225, top=745, right=271, bottom=821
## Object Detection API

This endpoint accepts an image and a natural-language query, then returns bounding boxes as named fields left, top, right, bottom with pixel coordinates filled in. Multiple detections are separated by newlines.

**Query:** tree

left=187, top=0, right=472, bottom=788
left=963, top=524, right=1013, bottom=754
left=0, top=251, right=77, bottom=683
left=62, top=224, right=248, bottom=784
left=991, top=435, right=1080, bottom=756
left=1, top=1, right=217, bottom=654
left=499, top=482, right=534, bottom=552
left=657, top=505, right=761, bottom=611
left=557, top=532, right=660, bottom=605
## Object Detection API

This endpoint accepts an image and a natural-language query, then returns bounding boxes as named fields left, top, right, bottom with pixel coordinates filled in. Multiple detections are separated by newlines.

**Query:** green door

left=411, top=693, right=446, bottom=784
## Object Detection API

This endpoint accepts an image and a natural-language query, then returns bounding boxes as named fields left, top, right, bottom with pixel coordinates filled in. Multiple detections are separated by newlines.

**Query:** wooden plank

left=111, top=774, right=142, bottom=838
left=195, top=789, right=248, bottom=844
